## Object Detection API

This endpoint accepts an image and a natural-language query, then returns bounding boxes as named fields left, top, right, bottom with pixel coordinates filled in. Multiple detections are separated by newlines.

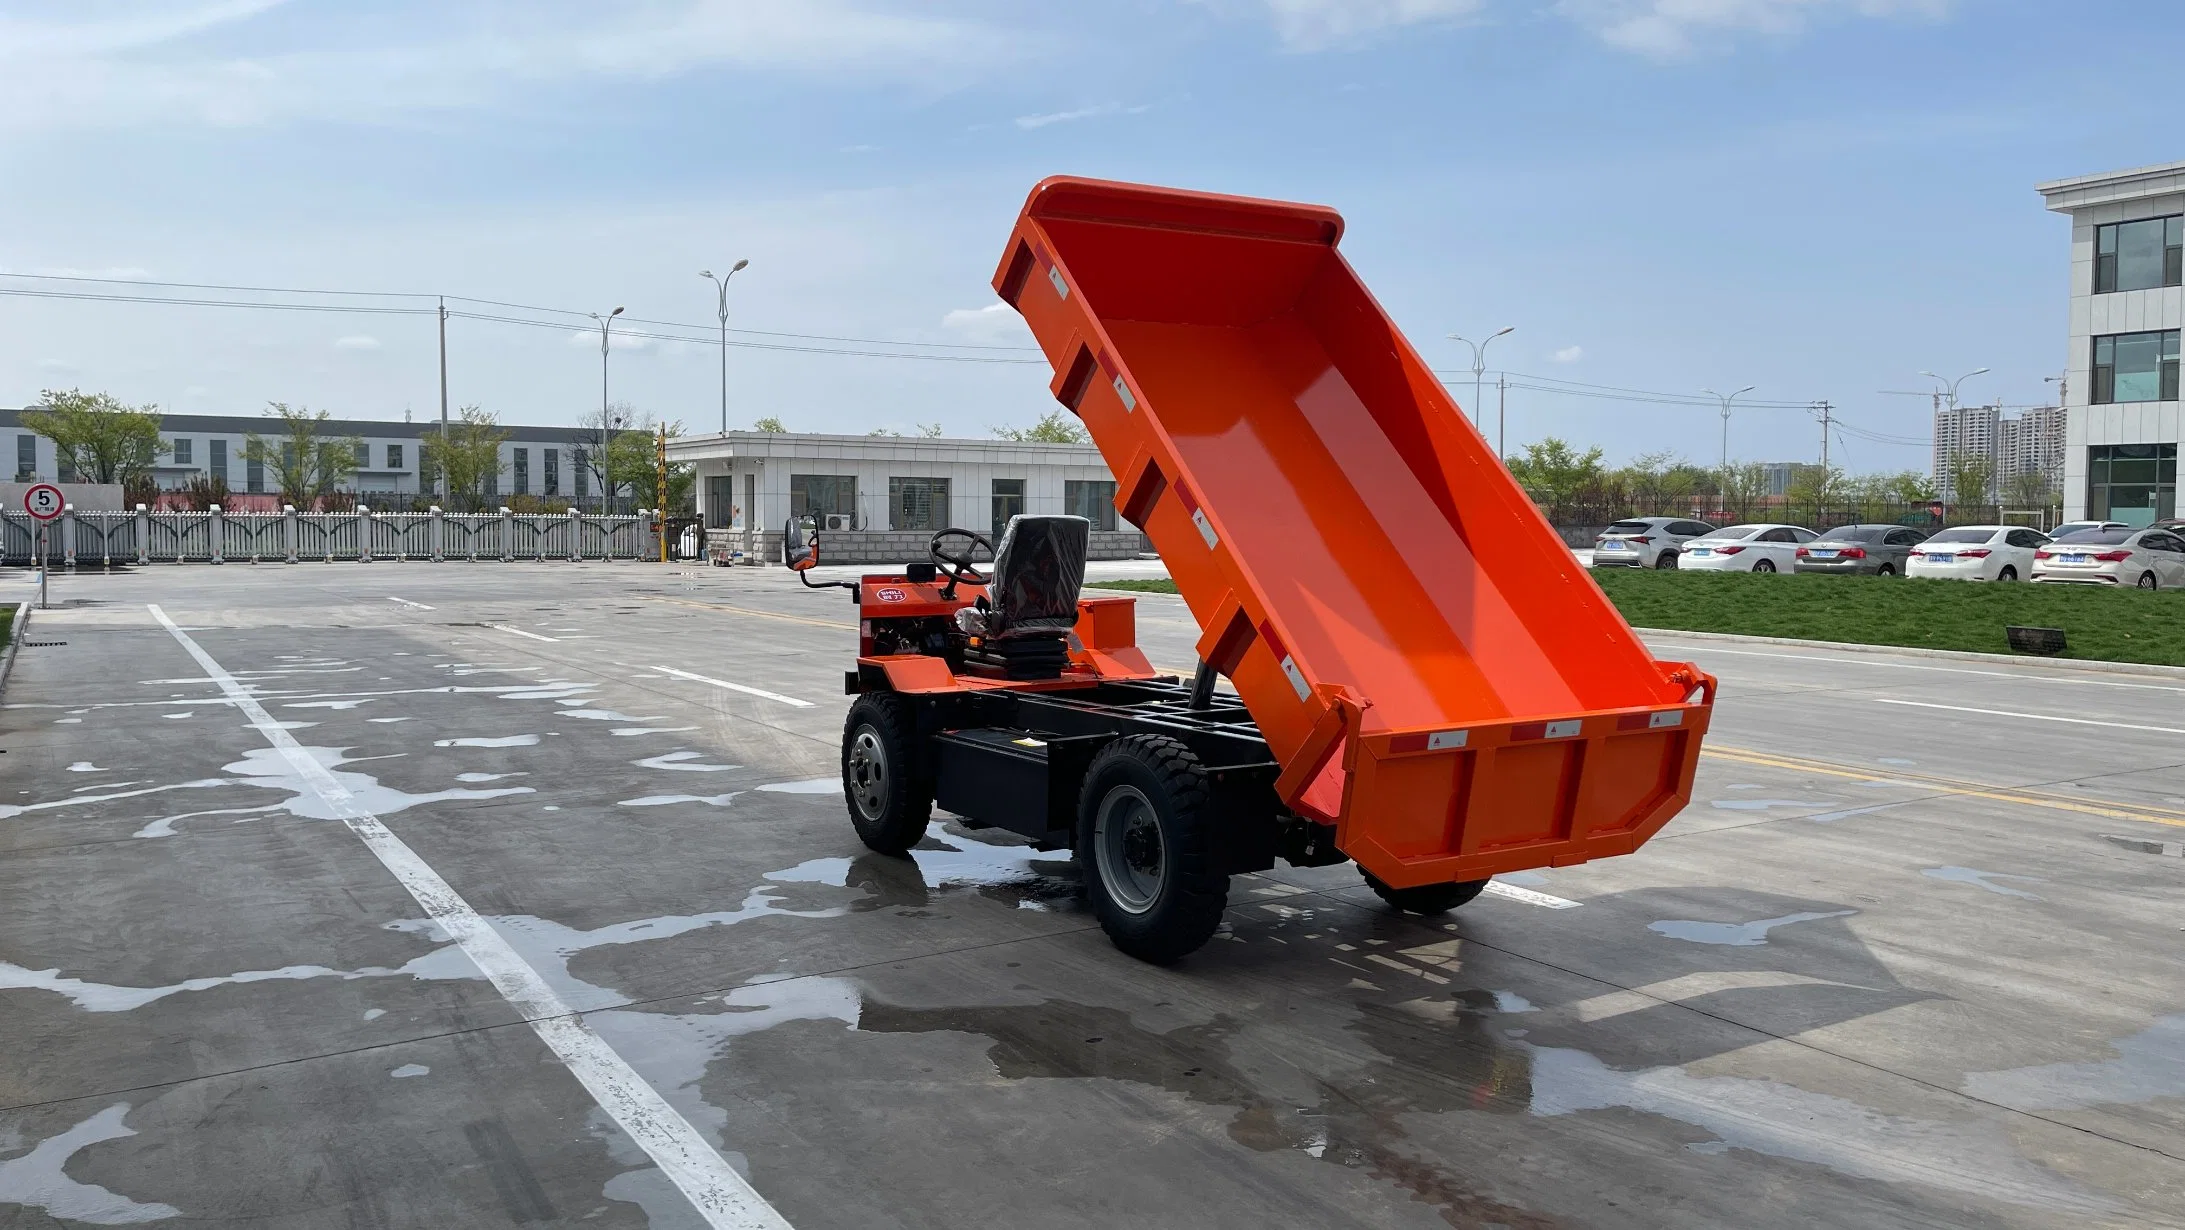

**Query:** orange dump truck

left=800, top=176, right=1716, bottom=962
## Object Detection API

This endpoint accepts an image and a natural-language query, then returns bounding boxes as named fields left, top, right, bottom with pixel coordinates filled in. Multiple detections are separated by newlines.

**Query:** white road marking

left=489, top=624, right=558, bottom=642
left=1873, top=697, right=2185, bottom=736
left=1666, top=643, right=2185, bottom=693
left=1483, top=881, right=1581, bottom=909
left=652, top=666, right=813, bottom=709
left=387, top=597, right=434, bottom=610
left=147, top=605, right=793, bottom=1230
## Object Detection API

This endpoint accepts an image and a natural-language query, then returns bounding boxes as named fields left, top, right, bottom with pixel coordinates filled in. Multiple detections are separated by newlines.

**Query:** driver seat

left=969, top=514, right=1089, bottom=679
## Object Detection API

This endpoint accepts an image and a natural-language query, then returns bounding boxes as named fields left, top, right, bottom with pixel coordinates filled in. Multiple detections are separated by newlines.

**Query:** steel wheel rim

left=848, top=727, right=889, bottom=821
left=1094, top=784, right=1165, bottom=914
left=2141, top=574, right=2158, bottom=590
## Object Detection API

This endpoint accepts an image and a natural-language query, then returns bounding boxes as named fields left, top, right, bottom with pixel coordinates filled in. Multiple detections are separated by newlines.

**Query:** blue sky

left=0, top=0, right=2176, bottom=471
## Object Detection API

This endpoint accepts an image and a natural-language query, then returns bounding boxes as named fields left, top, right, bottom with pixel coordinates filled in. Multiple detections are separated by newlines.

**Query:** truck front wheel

left=1077, top=735, right=1229, bottom=964
left=1361, top=870, right=1490, bottom=915
left=841, top=694, right=932, bottom=855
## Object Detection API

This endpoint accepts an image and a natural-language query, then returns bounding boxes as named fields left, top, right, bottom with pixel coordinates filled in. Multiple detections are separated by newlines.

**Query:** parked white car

left=1676, top=524, right=1817, bottom=573
left=1591, top=517, right=1718, bottom=570
left=2033, top=526, right=2185, bottom=589
left=1905, top=525, right=2049, bottom=582
left=2045, top=520, right=2129, bottom=541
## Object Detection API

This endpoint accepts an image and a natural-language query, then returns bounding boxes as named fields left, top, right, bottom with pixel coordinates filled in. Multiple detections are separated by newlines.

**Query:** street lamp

left=1919, top=367, right=1990, bottom=411
left=699, top=260, right=750, bottom=436
left=592, top=306, right=624, bottom=513
left=1704, top=385, right=1756, bottom=508
left=1448, top=327, right=1514, bottom=455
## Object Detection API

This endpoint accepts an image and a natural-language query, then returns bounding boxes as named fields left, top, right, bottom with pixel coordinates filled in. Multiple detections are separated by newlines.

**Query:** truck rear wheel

left=1361, top=870, right=1490, bottom=915
left=841, top=694, right=931, bottom=855
left=1077, top=735, right=1229, bottom=964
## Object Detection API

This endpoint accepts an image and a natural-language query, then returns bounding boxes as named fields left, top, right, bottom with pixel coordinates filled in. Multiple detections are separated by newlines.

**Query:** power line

left=444, top=310, right=1044, bottom=365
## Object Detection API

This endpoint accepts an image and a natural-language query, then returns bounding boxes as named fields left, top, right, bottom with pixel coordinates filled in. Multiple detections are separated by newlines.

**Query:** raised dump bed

left=993, top=176, right=1716, bottom=890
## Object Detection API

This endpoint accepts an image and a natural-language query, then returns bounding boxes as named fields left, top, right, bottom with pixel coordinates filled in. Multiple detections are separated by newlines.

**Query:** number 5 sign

left=23, top=483, right=64, bottom=521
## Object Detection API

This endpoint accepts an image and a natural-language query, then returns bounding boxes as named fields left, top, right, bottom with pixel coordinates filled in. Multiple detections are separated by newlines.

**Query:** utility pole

left=656, top=425, right=669, bottom=563
left=1813, top=400, right=1833, bottom=472
left=1496, top=373, right=1508, bottom=461
left=1447, top=327, right=1513, bottom=432
left=592, top=306, right=624, bottom=513
left=1704, top=385, right=1756, bottom=512
left=437, top=297, right=449, bottom=505
left=700, top=261, right=750, bottom=436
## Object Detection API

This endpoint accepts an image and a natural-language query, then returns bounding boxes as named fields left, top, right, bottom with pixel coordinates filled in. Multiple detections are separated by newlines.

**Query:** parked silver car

left=2033, top=526, right=2185, bottom=589
left=1591, top=516, right=1716, bottom=570
left=1792, top=524, right=1927, bottom=576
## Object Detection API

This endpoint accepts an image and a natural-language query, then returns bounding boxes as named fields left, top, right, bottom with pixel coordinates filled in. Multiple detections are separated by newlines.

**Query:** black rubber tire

left=1998, top=566, right=2018, bottom=582
left=2140, top=572, right=2160, bottom=591
left=1753, top=559, right=1776, bottom=574
left=1878, top=564, right=1895, bottom=577
left=1654, top=551, right=1678, bottom=570
left=1076, top=735, right=1229, bottom=964
left=1361, top=870, right=1490, bottom=915
left=841, top=693, right=932, bottom=855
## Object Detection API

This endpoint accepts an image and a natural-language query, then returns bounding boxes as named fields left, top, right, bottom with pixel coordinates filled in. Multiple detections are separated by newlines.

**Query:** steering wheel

left=928, top=528, right=994, bottom=589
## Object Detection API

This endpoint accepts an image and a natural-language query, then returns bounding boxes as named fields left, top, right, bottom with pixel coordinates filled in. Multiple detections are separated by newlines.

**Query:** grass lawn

left=1093, top=572, right=2185, bottom=667
left=0, top=603, right=12, bottom=649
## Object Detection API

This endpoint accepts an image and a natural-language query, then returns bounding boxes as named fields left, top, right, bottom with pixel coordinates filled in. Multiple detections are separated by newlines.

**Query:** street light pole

left=1919, top=366, right=1991, bottom=413
left=1447, top=327, right=1514, bottom=454
left=592, top=306, right=624, bottom=513
left=1704, top=385, right=1757, bottom=511
left=1920, top=367, right=1990, bottom=506
left=699, top=260, right=750, bottom=436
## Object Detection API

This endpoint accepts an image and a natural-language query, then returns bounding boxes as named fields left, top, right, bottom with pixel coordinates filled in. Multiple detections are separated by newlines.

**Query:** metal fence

left=0, top=507, right=656, bottom=566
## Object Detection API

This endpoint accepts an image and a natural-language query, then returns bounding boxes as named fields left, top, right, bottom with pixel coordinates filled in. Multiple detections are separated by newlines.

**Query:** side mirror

left=783, top=518, right=819, bottom=571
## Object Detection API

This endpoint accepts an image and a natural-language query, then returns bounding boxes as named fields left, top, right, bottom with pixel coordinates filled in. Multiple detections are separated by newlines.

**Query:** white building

left=1997, top=404, right=2067, bottom=498
left=5, top=407, right=608, bottom=506
left=1932, top=404, right=2000, bottom=502
left=2038, top=162, right=2184, bottom=525
left=668, top=430, right=1146, bottom=562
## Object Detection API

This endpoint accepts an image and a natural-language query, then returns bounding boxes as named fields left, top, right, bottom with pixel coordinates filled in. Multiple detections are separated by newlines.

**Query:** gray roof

left=1, top=406, right=601, bottom=445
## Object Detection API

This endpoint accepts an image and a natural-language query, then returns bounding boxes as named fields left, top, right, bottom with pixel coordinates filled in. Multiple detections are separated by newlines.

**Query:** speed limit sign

left=23, top=483, right=64, bottom=521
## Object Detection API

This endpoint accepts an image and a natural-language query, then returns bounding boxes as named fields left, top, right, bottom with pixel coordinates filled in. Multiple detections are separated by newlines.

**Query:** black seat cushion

left=988, top=515, right=1089, bottom=640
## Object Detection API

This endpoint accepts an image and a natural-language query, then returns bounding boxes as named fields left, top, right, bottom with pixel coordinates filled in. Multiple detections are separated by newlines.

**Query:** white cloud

left=1015, top=102, right=1148, bottom=130
left=941, top=302, right=1033, bottom=343
left=0, top=1, right=1025, bottom=133
left=334, top=335, right=381, bottom=350
left=1198, top=0, right=1484, bottom=51
left=1557, top=0, right=1950, bottom=58
left=1551, top=344, right=1583, bottom=363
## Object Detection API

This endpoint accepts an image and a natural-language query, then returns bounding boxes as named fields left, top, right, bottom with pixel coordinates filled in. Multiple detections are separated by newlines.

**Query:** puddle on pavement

left=0, top=1104, right=179, bottom=1224
left=620, top=793, right=742, bottom=808
left=433, top=735, right=540, bottom=748
left=755, top=778, right=841, bottom=795
left=1920, top=866, right=2044, bottom=900
left=1964, top=1013, right=2185, bottom=1110
left=1648, top=910, right=1856, bottom=947
left=635, top=751, right=741, bottom=773
left=127, top=746, right=535, bottom=838
left=767, top=821, right=1078, bottom=910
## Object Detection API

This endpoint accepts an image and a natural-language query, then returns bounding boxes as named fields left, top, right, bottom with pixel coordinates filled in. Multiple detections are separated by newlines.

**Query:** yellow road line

left=1703, top=745, right=2185, bottom=830
left=637, top=594, right=854, bottom=631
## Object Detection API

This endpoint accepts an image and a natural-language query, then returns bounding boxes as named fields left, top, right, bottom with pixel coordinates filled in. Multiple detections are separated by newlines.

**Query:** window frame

left=2091, top=329, right=2181, bottom=404
left=888, top=475, right=951, bottom=532
left=1064, top=479, right=1119, bottom=531
left=789, top=474, right=858, bottom=526
left=2094, top=214, right=2184, bottom=294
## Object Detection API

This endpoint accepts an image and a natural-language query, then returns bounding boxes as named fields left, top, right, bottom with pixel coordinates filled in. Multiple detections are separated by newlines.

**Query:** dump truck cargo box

left=994, top=177, right=1716, bottom=889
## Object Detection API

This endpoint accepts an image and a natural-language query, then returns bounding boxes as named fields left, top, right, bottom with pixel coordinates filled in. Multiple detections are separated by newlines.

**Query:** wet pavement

left=1, top=561, right=2181, bottom=1228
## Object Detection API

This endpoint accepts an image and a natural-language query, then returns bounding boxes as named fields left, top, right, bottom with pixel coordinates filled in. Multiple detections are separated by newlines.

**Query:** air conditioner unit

left=824, top=514, right=854, bottom=531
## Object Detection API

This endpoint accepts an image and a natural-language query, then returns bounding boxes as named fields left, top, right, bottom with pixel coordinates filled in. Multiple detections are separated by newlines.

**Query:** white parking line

left=387, top=597, right=434, bottom=610
left=1873, top=697, right=2185, bottom=736
left=1484, top=881, right=1581, bottom=909
left=1663, top=643, right=2185, bottom=693
left=148, top=604, right=791, bottom=1230
left=652, top=665, right=814, bottom=709
left=489, top=624, right=558, bottom=642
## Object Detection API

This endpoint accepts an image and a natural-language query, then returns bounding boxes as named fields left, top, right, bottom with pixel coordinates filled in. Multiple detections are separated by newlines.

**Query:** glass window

left=2006, top=529, right=2045, bottom=549
left=1065, top=479, right=1118, bottom=531
left=513, top=447, right=529, bottom=496
left=1714, top=524, right=1767, bottom=539
left=246, top=455, right=264, bottom=493
left=2094, top=215, right=2184, bottom=293
left=2092, top=330, right=2180, bottom=403
left=210, top=438, right=227, bottom=482
left=544, top=449, right=559, bottom=497
left=386, top=443, right=403, bottom=470
left=2054, top=528, right=2132, bottom=545
left=171, top=438, right=192, bottom=465
left=991, top=477, right=1025, bottom=540
left=889, top=476, right=950, bottom=531
left=1672, top=521, right=1714, bottom=537
left=791, top=474, right=857, bottom=525
left=15, top=433, right=32, bottom=479
left=1817, top=526, right=1883, bottom=542
left=1927, top=527, right=1999, bottom=544
left=1888, top=529, right=1924, bottom=545
left=705, top=475, right=734, bottom=528
left=573, top=448, right=589, bottom=500
left=1604, top=520, right=1656, bottom=534
left=2087, top=444, right=2178, bottom=526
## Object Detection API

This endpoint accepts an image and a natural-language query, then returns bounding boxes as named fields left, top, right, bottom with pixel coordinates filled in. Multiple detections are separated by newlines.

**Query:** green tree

left=2003, top=467, right=2058, bottom=510
left=243, top=403, right=362, bottom=510
left=752, top=416, right=786, bottom=433
left=1506, top=437, right=1605, bottom=506
left=916, top=422, right=944, bottom=438
left=20, top=389, right=166, bottom=485
left=1944, top=450, right=1996, bottom=511
left=422, top=405, right=510, bottom=512
left=603, top=418, right=695, bottom=513
left=993, top=409, right=1090, bottom=444
left=1787, top=463, right=1848, bottom=508
left=1882, top=470, right=1938, bottom=503
left=1618, top=450, right=1699, bottom=515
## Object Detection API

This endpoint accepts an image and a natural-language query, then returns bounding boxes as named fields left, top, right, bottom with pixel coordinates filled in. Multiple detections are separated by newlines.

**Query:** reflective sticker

left=1544, top=720, right=1582, bottom=739
left=1649, top=710, right=1683, bottom=729
left=1192, top=509, right=1218, bottom=549
left=1012, top=737, right=1046, bottom=748
left=1048, top=266, right=1069, bottom=299
left=1428, top=729, right=1468, bottom=750
left=1113, top=375, right=1136, bottom=411
left=1280, top=655, right=1311, bottom=702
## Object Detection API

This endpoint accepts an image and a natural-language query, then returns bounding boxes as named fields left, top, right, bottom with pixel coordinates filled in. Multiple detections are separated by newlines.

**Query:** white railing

left=0, top=506, right=660, bottom=566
